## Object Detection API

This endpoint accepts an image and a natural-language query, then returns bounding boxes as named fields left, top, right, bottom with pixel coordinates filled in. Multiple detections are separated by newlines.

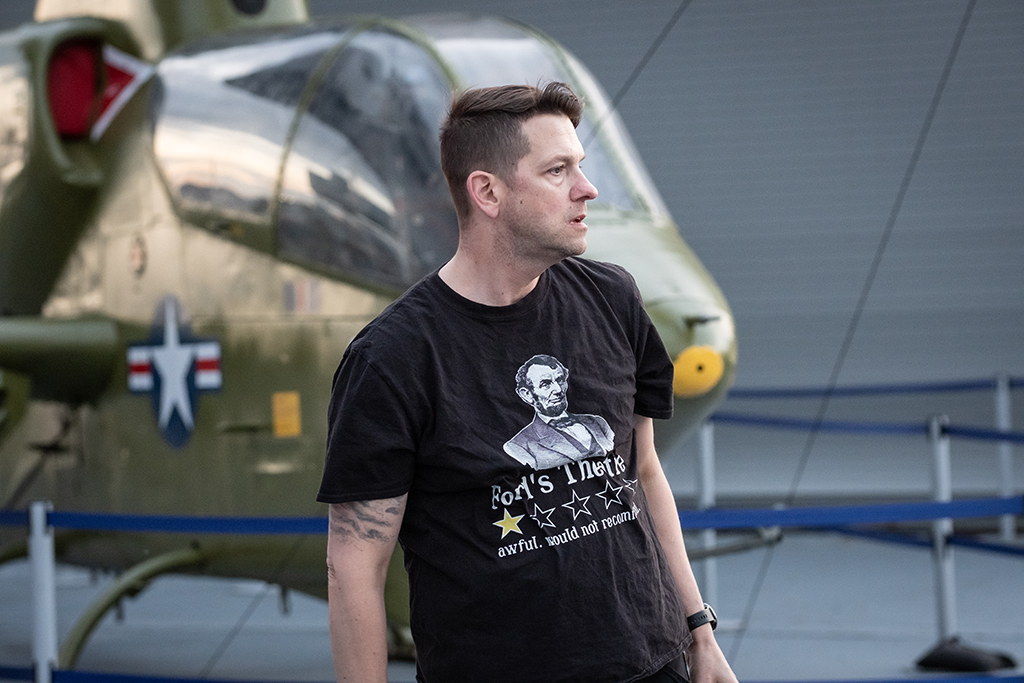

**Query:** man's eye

left=551, top=166, right=564, bottom=175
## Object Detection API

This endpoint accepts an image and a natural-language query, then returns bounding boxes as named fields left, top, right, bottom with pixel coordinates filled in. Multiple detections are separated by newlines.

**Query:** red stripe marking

left=195, top=358, right=220, bottom=372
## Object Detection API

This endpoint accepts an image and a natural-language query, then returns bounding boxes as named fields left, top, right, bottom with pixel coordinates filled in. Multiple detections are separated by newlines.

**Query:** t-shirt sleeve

left=633, top=306, right=675, bottom=419
left=317, top=347, right=417, bottom=504
left=622, top=272, right=675, bottom=420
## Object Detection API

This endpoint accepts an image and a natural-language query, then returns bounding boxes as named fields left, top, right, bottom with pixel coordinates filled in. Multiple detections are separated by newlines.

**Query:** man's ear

left=516, top=386, right=534, bottom=405
left=466, top=170, right=503, bottom=219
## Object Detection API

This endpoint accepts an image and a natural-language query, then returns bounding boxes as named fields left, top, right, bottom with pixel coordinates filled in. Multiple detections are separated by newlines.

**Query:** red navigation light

left=47, top=39, right=102, bottom=139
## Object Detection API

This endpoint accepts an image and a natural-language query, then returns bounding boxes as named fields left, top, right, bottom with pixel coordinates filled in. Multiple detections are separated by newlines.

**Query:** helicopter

left=0, top=0, right=736, bottom=665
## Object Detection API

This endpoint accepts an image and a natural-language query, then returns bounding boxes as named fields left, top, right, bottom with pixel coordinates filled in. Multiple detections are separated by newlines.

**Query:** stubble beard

left=502, top=206, right=587, bottom=268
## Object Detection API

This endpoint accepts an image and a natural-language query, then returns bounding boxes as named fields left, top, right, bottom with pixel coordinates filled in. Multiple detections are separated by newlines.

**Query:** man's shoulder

left=347, top=273, right=442, bottom=358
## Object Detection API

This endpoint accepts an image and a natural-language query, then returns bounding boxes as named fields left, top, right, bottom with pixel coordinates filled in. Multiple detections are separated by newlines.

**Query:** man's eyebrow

left=540, top=152, right=585, bottom=167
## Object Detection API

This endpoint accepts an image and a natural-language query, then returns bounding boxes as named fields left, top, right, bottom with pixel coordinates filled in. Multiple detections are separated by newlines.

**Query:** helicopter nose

left=643, top=296, right=736, bottom=425
left=672, top=345, right=725, bottom=398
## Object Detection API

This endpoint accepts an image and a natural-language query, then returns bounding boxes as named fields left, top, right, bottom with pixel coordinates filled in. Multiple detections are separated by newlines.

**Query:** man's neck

left=439, top=248, right=552, bottom=307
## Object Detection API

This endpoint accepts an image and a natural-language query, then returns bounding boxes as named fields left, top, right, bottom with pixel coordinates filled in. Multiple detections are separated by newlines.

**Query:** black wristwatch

left=686, top=603, right=717, bottom=631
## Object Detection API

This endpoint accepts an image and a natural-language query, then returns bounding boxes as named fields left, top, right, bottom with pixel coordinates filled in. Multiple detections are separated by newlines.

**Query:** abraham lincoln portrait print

left=503, top=354, right=615, bottom=470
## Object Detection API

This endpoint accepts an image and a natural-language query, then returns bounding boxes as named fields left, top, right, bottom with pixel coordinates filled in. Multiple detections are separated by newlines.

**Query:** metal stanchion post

left=928, top=415, right=957, bottom=640
left=697, top=421, right=718, bottom=607
left=29, top=501, right=58, bottom=683
left=995, top=374, right=1015, bottom=541
left=917, top=415, right=1015, bottom=672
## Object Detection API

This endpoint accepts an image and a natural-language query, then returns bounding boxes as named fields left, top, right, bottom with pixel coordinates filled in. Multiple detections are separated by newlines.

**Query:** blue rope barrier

left=728, top=375, right=1024, bottom=400
left=825, top=526, right=1024, bottom=557
left=749, top=677, right=1024, bottom=683
left=3, top=498, right=1020, bottom=535
left=944, top=424, right=1024, bottom=444
left=45, top=511, right=328, bottom=535
left=0, top=666, right=1014, bottom=683
left=709, top=412, right=1024, bottom=443
left=52, top=671, right=366, bottom=683
left=711, top=412, right=927, bottom=435
left=824, top=526, right=935, bottom=550
left=0, top=510, right=28, bottom=528
left=0, top=664, right=33, bottom=681
left=729, top=378, right=1002, bottom=399
left=947, top=534, right=1024, bottom=557
left=677, top=496, right=1023, bottom=530
left=49, top=670, right=355, bottom=683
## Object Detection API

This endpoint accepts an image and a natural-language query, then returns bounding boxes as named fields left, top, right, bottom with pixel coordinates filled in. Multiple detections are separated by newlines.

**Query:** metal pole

left=928, top=415, right=957, bottom=640
left=697, top=421, right=718, bottom=607
left=995, top=374, right=1015, bottom=540
left=29, top=501, right=57, bottom=683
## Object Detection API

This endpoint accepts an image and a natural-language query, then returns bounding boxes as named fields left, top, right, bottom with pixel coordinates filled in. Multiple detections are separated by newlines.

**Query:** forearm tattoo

left=329, top=497, right=405, bottom=545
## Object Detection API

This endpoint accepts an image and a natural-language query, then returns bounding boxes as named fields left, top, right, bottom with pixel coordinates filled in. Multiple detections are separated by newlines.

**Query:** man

left=504, top=354, right=616, bottom=469
left=318, top=82, right=738, bottom=683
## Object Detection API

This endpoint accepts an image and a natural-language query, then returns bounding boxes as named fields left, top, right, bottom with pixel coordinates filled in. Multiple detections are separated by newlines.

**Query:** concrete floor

left=1, top=530, right=1021, bottom=683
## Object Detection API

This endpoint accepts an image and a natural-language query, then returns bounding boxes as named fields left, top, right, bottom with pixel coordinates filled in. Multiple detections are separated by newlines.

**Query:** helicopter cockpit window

left=277, top=29, right=457, bottom=291
left=151, top=17, right=668, bottom=292
left=152, top=28, right=345, bottom=241
left=407, top=15, right=669, bottom=218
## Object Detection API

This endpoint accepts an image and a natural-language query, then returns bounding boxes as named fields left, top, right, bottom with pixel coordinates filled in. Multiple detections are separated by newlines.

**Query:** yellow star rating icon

left=493, top=508, right=525, bottom=539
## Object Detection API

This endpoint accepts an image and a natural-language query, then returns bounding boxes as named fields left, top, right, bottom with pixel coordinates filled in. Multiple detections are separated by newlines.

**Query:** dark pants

left=636, top=654, right=689, bottom=683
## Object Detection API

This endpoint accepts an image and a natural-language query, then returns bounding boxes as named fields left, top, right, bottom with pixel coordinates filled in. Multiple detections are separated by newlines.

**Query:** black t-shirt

left=318, top=257, right=688, bottom=683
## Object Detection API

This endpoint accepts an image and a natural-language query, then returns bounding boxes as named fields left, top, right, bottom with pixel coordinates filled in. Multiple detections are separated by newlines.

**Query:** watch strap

left=686, top=603, right=717, bottom=631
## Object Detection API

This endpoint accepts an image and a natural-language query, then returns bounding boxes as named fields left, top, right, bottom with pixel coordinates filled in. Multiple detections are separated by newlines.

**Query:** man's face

left=500, top=114, right=598, bottom=264
left=520, top=363, right=569, bottom=417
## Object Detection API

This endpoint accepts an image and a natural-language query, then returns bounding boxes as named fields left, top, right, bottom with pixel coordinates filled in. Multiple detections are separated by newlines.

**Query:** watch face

left=705, top=604, right=718, bottom=630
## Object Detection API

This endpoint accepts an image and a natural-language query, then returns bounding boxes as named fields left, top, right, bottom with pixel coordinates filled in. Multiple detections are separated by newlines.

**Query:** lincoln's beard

left=533, top=395, right=568, bottom=418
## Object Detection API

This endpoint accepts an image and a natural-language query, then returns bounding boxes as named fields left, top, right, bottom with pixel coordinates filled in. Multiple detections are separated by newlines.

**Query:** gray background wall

left=2, top=0, right=1021, bottom=502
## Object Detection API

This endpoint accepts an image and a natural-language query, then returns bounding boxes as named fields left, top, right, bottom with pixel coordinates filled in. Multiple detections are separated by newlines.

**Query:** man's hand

left=326, top=495, right=407, bottom=683
left=687, top=625, right=739, bottom=683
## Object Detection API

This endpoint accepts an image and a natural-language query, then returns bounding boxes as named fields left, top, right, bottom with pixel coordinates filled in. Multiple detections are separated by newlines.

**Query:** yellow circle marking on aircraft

left=672, top=345, right=724, bottom=398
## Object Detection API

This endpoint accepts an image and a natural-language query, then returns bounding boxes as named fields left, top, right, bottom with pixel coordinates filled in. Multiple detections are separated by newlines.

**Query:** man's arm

left=634, top=415, right=738, bottom=683
left=326, top=495, right=408, bottom=683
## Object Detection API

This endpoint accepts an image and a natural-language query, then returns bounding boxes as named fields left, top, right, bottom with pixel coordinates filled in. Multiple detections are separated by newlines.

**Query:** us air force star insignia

left=595, top=480, right=625, bottom=509
left=127, top=296, right=222, bottom=449
left=531, top=504, right=557, bottom=529
left=561, top=489, right=592, bottom=520
left=493, top=508, right=525, bottom=538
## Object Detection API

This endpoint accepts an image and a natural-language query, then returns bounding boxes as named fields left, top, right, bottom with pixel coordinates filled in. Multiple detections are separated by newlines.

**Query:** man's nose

left=573, top=169, right=598, bottom=202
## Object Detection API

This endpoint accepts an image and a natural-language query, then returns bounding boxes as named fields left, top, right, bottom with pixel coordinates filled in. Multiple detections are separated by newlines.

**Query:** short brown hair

left=440, top=82, right=584, bottom=220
